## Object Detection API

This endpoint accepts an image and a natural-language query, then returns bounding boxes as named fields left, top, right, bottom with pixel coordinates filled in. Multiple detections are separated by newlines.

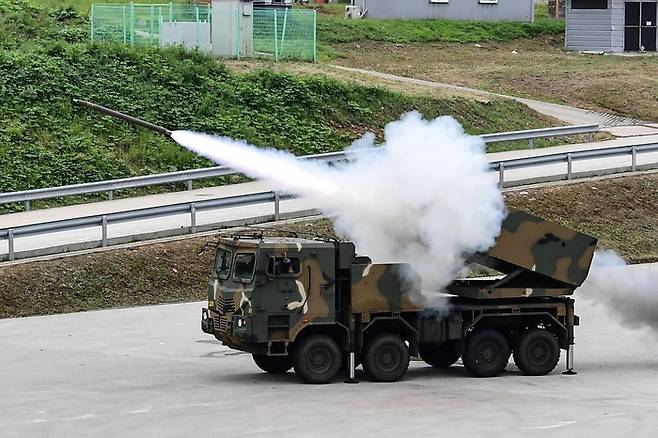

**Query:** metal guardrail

left=490, top=142, right=658, bottom=186
left=0, top=124, right=598, bottom=211
left=2, top=138, right=657, bottom=263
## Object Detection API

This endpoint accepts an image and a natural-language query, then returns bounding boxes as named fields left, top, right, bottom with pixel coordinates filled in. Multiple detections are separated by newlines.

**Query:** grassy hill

left=309, top=3, right=564, bottom=45
left=0, top=0, right=565, bottom=212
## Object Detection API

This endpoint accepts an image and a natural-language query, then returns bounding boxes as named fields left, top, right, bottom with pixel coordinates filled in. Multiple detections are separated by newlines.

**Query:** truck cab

left=202, top=236, right=347, bottom=357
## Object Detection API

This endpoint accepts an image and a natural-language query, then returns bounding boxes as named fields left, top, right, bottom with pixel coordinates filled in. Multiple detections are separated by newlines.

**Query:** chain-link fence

left=90, top=3, right=316, bottom=62
left=90, top=3, right=211, bottom=48
left=253, top=8, right=316, bottom=62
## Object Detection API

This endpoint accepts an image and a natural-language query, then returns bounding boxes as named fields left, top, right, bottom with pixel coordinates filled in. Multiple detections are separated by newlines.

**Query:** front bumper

left=201, top=308, right=254, bottom=351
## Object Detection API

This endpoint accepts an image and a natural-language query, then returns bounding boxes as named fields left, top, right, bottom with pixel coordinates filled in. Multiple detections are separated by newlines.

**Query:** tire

left=252, top=354, right=292, bottom=374
left=419, top=341, right=461, bottom=368
left=362, top=333, right=410, bottom=382
left=463, top=328, right=511, bottom=378
left=292, top=335, right=342, bottom=384
left=513, top=329, right=560, bottom=376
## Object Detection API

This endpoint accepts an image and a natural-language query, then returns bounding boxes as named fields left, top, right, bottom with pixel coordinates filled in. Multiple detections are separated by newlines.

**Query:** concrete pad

left=2, top=277, right=658, bottom=437
left=605, top=126, right=658, bottom=137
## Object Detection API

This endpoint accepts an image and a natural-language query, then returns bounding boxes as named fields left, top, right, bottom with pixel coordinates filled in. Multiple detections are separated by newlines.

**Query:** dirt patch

left=2, top=174, right=656, bottom=318
left=330, top=38, right=658, bottom=122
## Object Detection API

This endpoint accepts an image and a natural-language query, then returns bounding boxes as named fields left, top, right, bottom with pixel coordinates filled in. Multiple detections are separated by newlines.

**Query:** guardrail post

left=567, top=153, right=573, bottom=180
left=274, top=192, right=280, bottom=221
left=190, top=203, right=197, bottom=234
left=498, top=163, right=505, bottom=187
left=101, top=215, right=108, bottom=247
left=24, top=200, right=30, bottom=212
left=528, top=138, right=534, bottom=148
left=107, top=190, right=114, bottom=201
left=187, top=180, right=193, bottom=191
left=587, top=132, right=594, bottom=143
left=8, top=229, right=15, bottom=262
left=631, top=146, right=637, bottom=172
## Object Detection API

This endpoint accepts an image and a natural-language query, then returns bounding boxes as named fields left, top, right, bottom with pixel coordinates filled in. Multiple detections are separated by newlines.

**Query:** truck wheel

left=513, top=329, right=560, bottom=376
left=362, top=334, right=410, bottom=382
left=252, top=354, right=292, bottom=374
left=292, top=335, right=342, bottom=384
left=463, top=328, right=510, bottom=377
left=419, top=341, right=461, bottom=368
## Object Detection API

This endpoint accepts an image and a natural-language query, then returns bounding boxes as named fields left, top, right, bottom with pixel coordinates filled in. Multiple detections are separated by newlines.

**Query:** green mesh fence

left=91, top=3, right=212, bottom=48
left=90, top=4, right=316, bottom=62
left=252, top=8, right=316, bottom=62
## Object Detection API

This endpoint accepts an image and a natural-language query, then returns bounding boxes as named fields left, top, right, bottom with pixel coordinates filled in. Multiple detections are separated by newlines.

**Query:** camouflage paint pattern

left=350, top=263, right=423, bottom=313
left=487, top=209, right=597, bottom=287
left=203, top=207, right=597, bottom=355
left=207, top=238, right=337, bottom=351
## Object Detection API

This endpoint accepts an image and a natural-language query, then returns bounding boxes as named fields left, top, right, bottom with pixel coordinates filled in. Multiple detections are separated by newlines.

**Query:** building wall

left=565, top=0, right=614, bottom=51
left=566, top=0, right=657, bottom=52
left=354, top=0, right=535, bottom=21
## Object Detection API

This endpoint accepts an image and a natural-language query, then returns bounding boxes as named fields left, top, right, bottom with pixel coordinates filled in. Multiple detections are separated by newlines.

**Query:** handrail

left=2, top=139, right=657, bottom=262
left=0, top=124, right=599, bottom=211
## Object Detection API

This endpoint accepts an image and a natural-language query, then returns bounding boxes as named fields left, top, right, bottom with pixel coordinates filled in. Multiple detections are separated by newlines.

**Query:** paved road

left=330, top=65, right=656, bottom=129
left=2, top=265, right=658, bottom=437
left=1, top=134, right=658, bottom=260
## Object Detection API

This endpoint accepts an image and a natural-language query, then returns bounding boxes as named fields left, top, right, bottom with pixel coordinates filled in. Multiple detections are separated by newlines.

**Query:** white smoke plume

left=579, top=250, right=658, bottom=333
left=172, top=112, right=506, bottom=293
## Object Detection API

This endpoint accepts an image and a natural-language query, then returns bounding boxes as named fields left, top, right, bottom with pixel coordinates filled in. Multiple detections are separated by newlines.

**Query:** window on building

left=572, top=0, right=608, bottom=9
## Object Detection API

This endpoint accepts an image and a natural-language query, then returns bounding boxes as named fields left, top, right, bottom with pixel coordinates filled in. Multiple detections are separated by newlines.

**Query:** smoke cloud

left=579, top=250, right=658, bottom=333
left=172, top=112, right=506, bottom=294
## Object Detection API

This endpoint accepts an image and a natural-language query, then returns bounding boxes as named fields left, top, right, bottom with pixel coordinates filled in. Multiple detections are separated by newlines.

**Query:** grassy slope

left=0, top=0, right=562, bottom=212
left=3, top=173, right=656, bottom=319
left=316, top=4, right=563, bottom=45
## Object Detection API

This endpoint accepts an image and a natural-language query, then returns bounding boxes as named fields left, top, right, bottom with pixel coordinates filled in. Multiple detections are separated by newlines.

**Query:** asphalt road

left=2, top=135, right=658, bottom=261
left=2, top=281, right=658, bottom=437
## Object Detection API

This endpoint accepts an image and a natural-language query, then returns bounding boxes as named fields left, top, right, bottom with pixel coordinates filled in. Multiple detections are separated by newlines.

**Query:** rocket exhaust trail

left=171, top=112, right=507, bottom=294
left=580, top=251, right=658, bottom=334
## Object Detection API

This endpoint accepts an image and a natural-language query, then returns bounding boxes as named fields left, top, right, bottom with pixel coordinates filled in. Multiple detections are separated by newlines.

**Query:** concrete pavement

left=2, top=264, right=658, bottom=437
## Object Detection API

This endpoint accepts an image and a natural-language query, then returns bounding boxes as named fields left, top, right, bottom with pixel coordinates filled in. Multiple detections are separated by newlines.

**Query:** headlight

left=236, top=317, right=246, bottom=329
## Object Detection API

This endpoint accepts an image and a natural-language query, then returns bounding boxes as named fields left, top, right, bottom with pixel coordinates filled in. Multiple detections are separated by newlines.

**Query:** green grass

left=0, top=0, right=563, bottom=213
left=314, top=2, right=563, bottom=44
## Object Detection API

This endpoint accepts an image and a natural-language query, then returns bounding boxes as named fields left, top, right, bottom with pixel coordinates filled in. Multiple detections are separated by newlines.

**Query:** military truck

left=72, top=99, right=598, bottom=384
left=201, top=209, right=597, bottom=384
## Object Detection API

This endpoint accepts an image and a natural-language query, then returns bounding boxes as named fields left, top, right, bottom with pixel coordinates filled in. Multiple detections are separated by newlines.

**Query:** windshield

left=214, top=248, right=232, bottom=280
left=233, top=253, right=256, bottom=283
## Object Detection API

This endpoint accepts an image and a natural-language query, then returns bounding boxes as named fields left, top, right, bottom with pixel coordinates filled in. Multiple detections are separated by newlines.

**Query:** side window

left=233, top=253, right=256, bottom=283
left=267, top=256, right=301, bottom=277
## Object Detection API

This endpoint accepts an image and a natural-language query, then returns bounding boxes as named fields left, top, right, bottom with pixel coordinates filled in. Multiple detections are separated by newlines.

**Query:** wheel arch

left=467, top=312, right=569, bottom=349
left=290, top=322, right=349, bottom=352
left=362, top=316, right=419, bottom=356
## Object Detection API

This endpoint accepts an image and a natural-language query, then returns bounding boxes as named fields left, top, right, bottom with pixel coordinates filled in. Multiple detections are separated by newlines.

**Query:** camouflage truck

left=201, top=209, right=597, bottom=384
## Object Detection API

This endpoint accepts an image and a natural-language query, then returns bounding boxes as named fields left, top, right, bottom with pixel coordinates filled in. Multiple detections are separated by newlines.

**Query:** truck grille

left=214, top=316, right=231, bottom=335
left=217, top=296, right=235, bottom=314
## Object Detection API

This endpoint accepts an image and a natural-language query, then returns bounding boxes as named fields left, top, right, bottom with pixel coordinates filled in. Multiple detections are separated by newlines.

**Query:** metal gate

left=625, top=2, right=658, bottom=51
